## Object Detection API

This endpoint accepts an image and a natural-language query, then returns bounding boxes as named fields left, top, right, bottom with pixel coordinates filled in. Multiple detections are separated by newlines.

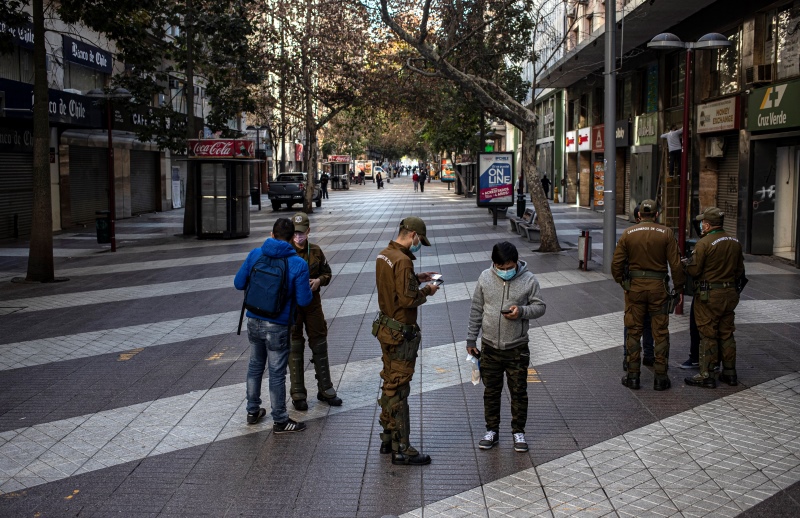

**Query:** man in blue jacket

left=234, top=218, right=314, bottom=431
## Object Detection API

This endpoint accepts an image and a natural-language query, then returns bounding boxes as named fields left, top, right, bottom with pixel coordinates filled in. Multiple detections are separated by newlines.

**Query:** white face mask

left=293, top=232, right=308, bottom=245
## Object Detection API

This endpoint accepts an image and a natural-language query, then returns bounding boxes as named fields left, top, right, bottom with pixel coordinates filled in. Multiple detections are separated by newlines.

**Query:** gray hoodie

left=466, top=259, right=546, bottom=350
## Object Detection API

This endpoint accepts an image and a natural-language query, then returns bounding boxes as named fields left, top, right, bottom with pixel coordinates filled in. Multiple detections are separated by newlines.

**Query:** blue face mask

left=409, top=235, right=422, bottom=254
left=494, top=266, right=516, bottom=281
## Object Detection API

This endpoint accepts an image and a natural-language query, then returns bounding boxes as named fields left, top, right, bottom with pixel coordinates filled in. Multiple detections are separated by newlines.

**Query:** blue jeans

left=246, top=318, right=290, bottom=423
left=623, top=312, right=654, bottom=359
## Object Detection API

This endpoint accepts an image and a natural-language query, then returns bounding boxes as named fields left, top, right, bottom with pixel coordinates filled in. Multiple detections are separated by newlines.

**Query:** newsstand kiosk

left=325, top=154, right=350, bottom=190
left=188, top=138, right=258, bottom=239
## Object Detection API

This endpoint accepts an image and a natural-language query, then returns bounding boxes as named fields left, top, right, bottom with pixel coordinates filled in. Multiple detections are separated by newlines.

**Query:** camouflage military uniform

left=611, top=199, right=685, bottom=390
left=685, top=207, right=745, bottom=388
left=287, top=213, right=340, bottom=408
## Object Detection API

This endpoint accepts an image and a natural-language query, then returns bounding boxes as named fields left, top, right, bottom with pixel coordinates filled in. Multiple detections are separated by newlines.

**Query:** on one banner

left=477, top=152, right=514, bottom=207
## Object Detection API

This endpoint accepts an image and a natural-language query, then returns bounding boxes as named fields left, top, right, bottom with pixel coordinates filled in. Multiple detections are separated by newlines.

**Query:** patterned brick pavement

left=1, top=176, right=799, bottom=517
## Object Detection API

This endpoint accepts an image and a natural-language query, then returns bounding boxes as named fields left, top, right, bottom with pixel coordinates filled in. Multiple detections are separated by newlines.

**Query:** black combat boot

left=685, top=373, right=716, bottom=388
left=653, top=375, right=671, bottom=391
left=718, top=373, right=738, bottom=386
left=621, top=374, right=640, bottom=390
left=379, top=430, right=392, bottom=454
left=292, top=399, right=308, bottom=411
left=391, top=444, right=431, bottom=466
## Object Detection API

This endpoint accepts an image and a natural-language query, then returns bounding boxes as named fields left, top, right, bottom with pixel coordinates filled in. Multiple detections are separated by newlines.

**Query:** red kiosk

left=188, top=138, right=258, bottom=239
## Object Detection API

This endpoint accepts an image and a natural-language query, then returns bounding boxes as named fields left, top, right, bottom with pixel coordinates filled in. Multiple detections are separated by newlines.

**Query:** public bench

left=509, top=208, right=534, bottom=233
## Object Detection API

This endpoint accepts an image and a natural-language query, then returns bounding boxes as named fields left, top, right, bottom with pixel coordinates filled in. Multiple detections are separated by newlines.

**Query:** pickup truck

left=266, top=172, right=322, bottom=211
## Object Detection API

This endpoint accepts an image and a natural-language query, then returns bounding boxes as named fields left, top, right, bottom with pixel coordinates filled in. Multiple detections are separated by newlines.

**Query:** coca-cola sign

left=188, top=139, right=255, bottom=158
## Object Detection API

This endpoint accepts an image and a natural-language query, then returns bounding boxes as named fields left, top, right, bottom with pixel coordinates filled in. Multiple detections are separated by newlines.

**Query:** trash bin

left=250, top=188, right=260, bottom=206
left=96, top=210, right=111, bottom=244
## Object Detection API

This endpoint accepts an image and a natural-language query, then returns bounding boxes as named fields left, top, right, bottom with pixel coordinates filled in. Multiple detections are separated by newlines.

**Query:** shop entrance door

left=774, top=146, right=799, bottom=260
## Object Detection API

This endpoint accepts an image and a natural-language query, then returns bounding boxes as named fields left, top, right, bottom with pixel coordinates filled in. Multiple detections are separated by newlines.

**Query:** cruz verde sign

left=748, top=80, right=800, bottom=132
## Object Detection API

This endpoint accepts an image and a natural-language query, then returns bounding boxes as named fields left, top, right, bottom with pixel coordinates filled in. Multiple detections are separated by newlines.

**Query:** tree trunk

left=521, top=127, right=561, bottom=252
left=182, top=0, right=197, bottom=236
left=26, top=0, right=54, bottom=282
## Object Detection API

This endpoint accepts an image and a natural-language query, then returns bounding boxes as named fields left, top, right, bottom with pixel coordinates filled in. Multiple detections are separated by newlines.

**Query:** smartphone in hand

left=501, top=309, right=512, bottom=314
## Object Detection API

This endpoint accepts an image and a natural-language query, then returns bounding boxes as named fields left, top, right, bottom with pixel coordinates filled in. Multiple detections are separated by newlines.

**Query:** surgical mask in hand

left=409, top=235, right=422, bottom=253
left=494, top=267, right=516, bottom=281
left=293, top=233, right=308, bottom=246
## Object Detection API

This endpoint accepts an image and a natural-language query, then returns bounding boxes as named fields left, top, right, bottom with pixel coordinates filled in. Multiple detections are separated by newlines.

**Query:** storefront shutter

left=624, top=148, right=631, bottom=215
left=69, top=146, right=108, bottom=226
left=717, top=136, right=739, bottom=235
left=130, top=150, right=159, bottom=214
left=0, top=153, right=34, bottom=238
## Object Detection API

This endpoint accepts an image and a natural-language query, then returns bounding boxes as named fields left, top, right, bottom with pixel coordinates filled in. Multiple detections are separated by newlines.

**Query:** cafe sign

left=565, top=130, right=577, bottom=153
left=578, top=127, right=592, bottom=152
left=592, top=125, right=605, bottom=152
left=748, top=79, right=800, bottom=132
left=697, top=97, right=739, bottom=134
left=634, top=113, right=658, bottom=146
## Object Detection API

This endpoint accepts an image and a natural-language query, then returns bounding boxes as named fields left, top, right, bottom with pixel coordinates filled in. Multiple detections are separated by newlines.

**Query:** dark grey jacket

left=466, top=260, right=546, bottom=350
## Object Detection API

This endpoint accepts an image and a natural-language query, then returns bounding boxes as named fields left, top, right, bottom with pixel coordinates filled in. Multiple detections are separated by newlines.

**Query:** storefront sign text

left=62, top=35, right=113, bottom=74
left=748, top=81, right=800, bottom=132
left=697, top=97, right=739, bottom=134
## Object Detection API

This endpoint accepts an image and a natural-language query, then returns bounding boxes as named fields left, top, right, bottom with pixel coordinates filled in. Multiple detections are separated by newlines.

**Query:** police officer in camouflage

left=684, top=207, right=745, bottom=388
left=612, top=199, right=685, bottom=391
left=288, top=213, right=342, bottom=410
left=373, top=217, right=439, bottom=465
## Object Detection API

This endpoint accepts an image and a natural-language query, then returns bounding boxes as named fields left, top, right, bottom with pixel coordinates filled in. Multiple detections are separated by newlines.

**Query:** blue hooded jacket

left=234, top=238, right=313, bottom=325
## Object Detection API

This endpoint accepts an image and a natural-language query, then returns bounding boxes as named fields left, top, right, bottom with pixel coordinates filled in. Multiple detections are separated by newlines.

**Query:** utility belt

left=372, top=312, right=418, bottom=341
left=695, top=280, right=735, bottom=301
left=629, top=270, right=668, bottom=279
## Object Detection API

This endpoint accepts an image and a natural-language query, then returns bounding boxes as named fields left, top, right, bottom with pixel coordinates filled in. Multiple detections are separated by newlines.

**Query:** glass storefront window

left=710, top=29, right=741, bottom=97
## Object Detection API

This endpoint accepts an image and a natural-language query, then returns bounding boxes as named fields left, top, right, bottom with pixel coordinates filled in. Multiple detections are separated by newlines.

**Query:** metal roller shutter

left=69, top=146, right=107, bottom=226
left=624, top=148, right=631, bottom=215
left=0, top=153, right=34, bottom=238
left=717, top=136, right=739, bottom=235
left=130, top=150, right=159, bottom=214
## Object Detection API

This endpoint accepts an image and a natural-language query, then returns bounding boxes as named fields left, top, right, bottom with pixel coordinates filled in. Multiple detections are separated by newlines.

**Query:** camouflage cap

left=292, top=212, right=310, bottom=232
left=695, top=206, right=724, bottom=225
left=640, top=199, right=657, bottom=215
left=400, top=216, right=431, bottom=246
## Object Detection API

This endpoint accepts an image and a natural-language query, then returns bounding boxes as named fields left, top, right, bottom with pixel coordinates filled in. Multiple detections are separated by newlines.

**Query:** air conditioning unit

left=706, top=137, right=724, bottom=158
left=745, top=64, right=774, bottom=85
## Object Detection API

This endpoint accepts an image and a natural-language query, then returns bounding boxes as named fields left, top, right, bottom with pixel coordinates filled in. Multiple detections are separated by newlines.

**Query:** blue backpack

left=237, top=254, right=290, bottom=334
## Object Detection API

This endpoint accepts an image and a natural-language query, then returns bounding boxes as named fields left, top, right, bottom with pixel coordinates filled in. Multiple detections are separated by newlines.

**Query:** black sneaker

left=273, top=418, right=306, bottom=434
left=247, top=408, right=266, bottom=425
left=680, top=359, right=699, bottom=369
left=479, top=430, right=499, bottom=450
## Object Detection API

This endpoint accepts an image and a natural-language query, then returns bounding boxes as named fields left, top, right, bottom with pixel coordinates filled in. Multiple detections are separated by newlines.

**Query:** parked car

left=266, top=172, right=322, bottom=211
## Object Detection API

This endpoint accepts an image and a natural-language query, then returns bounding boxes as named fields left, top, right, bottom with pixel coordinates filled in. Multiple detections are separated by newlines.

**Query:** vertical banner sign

left=593, top=162, right=605, bottom=208
left=441, top=159, right=455, bottom=182
left=477, top=152, right=514, bottom=207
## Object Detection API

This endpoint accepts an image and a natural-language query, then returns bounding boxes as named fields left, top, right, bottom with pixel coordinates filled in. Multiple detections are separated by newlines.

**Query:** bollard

left=578, top=230, right=592, bottom=270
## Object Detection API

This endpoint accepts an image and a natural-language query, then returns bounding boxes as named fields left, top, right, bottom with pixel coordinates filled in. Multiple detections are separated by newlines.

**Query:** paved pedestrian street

left=1, top=177, right=800, bottom=518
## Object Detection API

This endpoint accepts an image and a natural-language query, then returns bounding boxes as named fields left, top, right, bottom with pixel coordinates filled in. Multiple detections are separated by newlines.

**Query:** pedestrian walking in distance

left=412, top=172, right=419, bottom=191
left=373, top=217, right=439, bottom=465
left=660, top=125, right=683, bottom=178
left=320, top=172, right=329, bottom=199
left=418, top=169, right=426, bottom=192
left=466, top=242, right=546, bottom=453
left=287, top=213, right=342, bottom=410
left=541, top=175, right=551, bottom=198
left=612, top=199, right=684, bottom=391
left=684, top=207, right=745, bottom=389
left=234, top=218, right=313, bottom=432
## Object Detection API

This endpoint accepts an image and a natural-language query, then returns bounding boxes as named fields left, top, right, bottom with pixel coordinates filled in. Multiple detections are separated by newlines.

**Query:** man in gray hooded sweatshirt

left=466, top=241, right=546, bottom=452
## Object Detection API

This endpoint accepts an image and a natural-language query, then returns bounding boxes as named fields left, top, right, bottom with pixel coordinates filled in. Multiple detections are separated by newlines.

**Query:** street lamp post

left=246, top=124, right=267, bottom=210
left=87, top=87, right=132, bottom=252
left=647, top=33, right=731, bottom=313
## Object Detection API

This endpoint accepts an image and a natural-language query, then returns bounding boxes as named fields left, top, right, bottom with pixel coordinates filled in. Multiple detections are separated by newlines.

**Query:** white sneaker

left=479, top=430, right=499, bottom=449
left=513, top=433, right=528, bottom=452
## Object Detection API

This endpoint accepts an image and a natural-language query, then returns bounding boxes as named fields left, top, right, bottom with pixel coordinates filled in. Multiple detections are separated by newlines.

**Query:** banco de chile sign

left=477, top=152, right=514, bottom=207
left=748, top=80, right=800, bottom=132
